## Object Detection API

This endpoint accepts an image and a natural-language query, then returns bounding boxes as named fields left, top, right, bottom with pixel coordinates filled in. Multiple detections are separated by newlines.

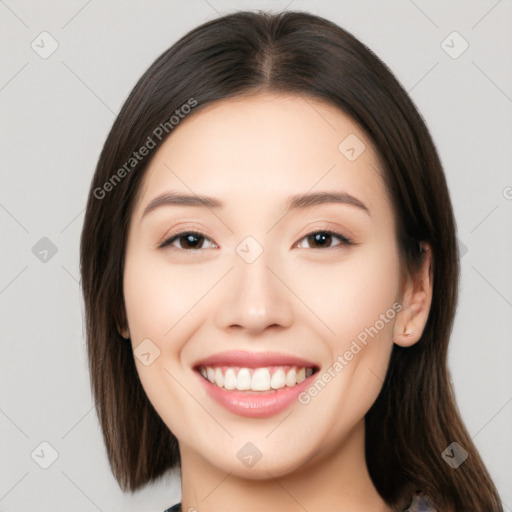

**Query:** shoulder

left=163, top=504, right=181, bottom=512
left=403, top=493, right=439, bottom=512
left=163, top=495, right=439, bottom=512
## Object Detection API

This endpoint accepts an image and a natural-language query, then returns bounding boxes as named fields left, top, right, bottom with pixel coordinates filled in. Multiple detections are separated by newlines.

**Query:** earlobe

left=119, top=328, right=131, bottom=340
left=394, top=325, right=417, bottom=347
left=116, top=318, right=131, bottom=340
left=115, top=307, right=131, bottom=340
left=393, top=243, right=433, bottom=348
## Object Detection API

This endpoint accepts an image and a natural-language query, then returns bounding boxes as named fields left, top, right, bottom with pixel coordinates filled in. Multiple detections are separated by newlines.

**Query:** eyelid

left=294, top=230, right=354, bottom=249
left=158, top=229, right=217, bottom=250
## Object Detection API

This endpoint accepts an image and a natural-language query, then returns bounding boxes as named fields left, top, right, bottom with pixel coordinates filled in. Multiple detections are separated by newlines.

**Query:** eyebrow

left=141, top=190, right=371, bottom=219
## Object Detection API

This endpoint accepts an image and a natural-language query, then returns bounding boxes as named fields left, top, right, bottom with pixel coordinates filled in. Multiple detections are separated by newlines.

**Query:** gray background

left=1, top=0, right=511, bottom=510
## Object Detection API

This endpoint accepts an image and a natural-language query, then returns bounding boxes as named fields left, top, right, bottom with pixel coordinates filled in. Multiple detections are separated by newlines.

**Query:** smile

left=193, top=351, right=319, bottom=417
left=198, top=365, right=314, bottom=391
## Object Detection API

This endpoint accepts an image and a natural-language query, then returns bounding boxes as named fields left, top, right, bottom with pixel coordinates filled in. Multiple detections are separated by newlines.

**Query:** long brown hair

left=79, top=10, right=503, bottom=511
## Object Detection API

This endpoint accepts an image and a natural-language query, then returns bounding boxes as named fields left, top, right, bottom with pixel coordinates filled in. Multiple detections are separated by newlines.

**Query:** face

left=123, top=92, right=404, bottom=479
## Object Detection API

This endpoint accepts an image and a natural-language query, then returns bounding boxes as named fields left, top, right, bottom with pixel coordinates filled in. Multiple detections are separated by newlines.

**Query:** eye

left=158, top=230, right=217, bottom=251
left=295, top=230, right=353, bottom=250
left=159, top=229, right=354, bottom=252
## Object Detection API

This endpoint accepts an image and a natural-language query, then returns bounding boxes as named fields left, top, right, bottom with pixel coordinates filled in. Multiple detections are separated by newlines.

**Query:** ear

left=116, top=310, right=130, bottom=340
left=393, top=242, right=433, bottom=347
left=118, top=326, right=130, bottom=339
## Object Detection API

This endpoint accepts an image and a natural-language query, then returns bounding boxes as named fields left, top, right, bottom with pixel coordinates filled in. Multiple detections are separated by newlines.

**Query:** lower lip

left=196, top=371, right=315, bottom=418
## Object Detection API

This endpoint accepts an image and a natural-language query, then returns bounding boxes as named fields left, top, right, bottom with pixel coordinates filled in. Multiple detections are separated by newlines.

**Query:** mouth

left=193, top=351, right=319, bottom=418
left=197, top=365, right=315, bottom=391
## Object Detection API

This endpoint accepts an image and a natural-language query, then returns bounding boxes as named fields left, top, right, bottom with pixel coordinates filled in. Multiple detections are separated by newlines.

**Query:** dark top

left=163, top=491, right=439, bottom=511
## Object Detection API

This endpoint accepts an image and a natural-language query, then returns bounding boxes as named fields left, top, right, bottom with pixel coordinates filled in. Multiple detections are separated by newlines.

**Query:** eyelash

left=158, top=229, right=355, bottom=252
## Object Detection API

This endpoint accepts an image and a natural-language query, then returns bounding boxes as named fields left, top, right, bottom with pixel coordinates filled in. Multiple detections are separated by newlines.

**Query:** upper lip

left=193, top=350, right=318, bottom=369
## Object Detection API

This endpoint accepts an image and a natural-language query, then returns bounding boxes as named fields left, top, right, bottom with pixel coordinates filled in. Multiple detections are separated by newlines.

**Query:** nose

left=213, top=248, right=294, bottom=336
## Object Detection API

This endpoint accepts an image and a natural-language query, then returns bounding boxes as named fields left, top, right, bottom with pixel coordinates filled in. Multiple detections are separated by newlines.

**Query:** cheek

left=289, top=244, right=401, bottom=351
left=292, top=249, right=400, bottom=434
left=327, top=247, right=400, bottom=413
left=123, top=248, right=207, bottom=341
left=122, top=250, right=203, bottom=436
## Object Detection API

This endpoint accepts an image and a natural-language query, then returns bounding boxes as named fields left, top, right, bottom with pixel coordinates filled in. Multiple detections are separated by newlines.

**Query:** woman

left=80, top=10, right=503, bottom=512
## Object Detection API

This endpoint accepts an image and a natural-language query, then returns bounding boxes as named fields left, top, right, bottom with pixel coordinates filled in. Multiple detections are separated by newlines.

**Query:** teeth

left=237, top=368, right=252, bottom=390
left=285, top=368, right=296, bottom=387
left=224, top=368, right=237, bottom=390
left=251, top=368, right=271, bottom=391
left=214, top=367, right=224, bottom=387
left=271, top=368, right=286, bottom=389
left=199, top=365, right=314, bottom=391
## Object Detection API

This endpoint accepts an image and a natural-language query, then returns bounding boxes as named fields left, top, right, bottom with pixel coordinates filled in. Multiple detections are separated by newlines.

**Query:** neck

left=179, top=420, right=391, bottom=512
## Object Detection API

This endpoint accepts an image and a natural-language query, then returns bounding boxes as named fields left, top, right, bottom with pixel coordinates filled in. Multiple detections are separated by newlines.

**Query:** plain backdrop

left=1, top=1, right=511, bottom=511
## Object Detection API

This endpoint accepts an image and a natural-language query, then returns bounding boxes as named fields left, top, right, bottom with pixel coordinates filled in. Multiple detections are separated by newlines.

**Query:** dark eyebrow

left=141, top=192, right=223, bottom=219
left=141, top=190, right=371, bottom=219
left=285, top=191, right=370, bottom=216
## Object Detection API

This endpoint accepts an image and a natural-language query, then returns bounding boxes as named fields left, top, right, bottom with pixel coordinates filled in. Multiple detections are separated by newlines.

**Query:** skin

left=121, top=92, right=433, bottom=512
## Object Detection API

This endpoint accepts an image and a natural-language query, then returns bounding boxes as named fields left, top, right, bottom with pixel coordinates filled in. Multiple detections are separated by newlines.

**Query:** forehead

left=133, top=92, right=390, bottom=219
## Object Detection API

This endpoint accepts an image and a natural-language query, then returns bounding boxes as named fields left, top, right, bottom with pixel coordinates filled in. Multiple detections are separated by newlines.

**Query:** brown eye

left=159, top=229, right=353, bottom=252
left=159, top=231, right=217, bottom=250
left=296, top=231, right=352, bottom=250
